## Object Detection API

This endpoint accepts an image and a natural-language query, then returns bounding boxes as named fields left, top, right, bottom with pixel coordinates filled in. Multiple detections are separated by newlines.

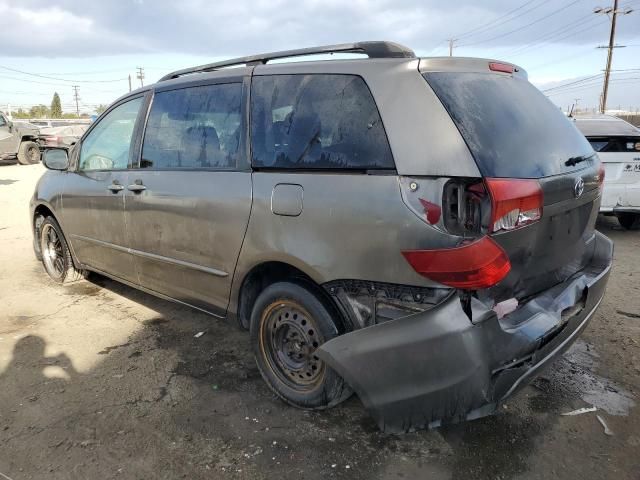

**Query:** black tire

left=250, top=282, right=352, bottom=409
left=616, top=212, right=639, bottom=230
left=17, top=141, right=41, bottom=165
left=39, top=216, right=84, bottom=283
left=33, top=215, right=44, bottom=261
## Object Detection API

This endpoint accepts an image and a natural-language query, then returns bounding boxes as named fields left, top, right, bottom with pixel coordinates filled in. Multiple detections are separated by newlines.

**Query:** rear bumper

left=600, top=183, right=640, bottom=212
left=317, top=231, right=613, bottom=433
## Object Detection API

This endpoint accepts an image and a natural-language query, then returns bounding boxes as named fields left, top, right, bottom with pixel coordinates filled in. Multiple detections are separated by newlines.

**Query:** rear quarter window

left=250, top=74, right=394, bottom=170
left=424, top=72, right=595, bottom=178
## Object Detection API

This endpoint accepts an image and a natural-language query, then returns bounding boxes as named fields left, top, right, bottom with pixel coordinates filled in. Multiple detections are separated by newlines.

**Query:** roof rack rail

left=158, top=41, right=415, bottom=82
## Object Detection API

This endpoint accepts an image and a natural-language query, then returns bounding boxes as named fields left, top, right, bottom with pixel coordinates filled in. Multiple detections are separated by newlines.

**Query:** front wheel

left=250, top=282, right=352, bottom=409
left=39, top=217, right=85, bottom=283
left=616, top=212, right=639, bottom=230
left=17, top=141, right=41, bottom=165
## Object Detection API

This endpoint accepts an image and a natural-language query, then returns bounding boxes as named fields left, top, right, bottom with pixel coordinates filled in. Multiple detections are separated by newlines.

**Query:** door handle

left=107, top=182, right=124, bottom=193
left=127, top=182, right=146, bottom=192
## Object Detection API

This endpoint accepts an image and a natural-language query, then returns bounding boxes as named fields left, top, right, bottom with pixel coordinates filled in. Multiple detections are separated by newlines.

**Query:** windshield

left=423, top=72, right=595, bottom=178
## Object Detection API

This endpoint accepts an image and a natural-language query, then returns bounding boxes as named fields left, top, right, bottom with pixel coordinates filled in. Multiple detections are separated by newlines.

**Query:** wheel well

left=34, top=204, right=54, bottom=225
left=237, top=261, right=347, bottom=333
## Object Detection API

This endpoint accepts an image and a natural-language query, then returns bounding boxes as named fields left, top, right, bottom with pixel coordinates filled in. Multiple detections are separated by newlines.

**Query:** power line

left=454, top=0, right=550, bottom=41
left=458, top=0, right=583, bottom=47
left=0, top=65, right=127, bottom=83
left=542, top=73, right=604, bottom=93
left=503, top=14, right=606, bottom=57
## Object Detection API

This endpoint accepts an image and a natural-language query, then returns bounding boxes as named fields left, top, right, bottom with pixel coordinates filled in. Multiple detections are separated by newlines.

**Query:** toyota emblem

left=574, top=178, right=585, bottom=198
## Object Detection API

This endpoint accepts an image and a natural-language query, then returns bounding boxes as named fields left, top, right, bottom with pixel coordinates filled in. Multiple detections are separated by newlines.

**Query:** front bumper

left=317, top=231, right=613, bottom=433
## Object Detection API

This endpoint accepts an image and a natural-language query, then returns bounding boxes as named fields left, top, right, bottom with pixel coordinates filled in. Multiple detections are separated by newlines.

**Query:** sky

left=0, top=0, right=639, bottom=115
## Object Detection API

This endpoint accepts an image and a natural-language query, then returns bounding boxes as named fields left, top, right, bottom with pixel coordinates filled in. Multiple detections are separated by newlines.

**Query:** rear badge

left=574, top=178, right=585, bottom=198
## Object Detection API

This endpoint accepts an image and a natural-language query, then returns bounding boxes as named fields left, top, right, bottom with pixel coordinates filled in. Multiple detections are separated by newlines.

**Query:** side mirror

left=42, top=148, right=69, bottom=171
left=7, top=120, right=13, bottom=131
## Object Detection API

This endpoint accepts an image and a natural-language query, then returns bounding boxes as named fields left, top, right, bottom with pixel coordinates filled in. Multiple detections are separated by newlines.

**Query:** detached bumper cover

left=317, top=231, right=613, bottom=433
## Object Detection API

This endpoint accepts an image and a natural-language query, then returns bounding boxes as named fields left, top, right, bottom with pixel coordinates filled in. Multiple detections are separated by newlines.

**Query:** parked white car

left=575, top=115, right=640, bottom=229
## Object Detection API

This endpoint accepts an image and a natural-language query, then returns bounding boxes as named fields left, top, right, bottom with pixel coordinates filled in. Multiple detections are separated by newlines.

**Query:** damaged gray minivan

left=31, top=41, right=613, bottom=433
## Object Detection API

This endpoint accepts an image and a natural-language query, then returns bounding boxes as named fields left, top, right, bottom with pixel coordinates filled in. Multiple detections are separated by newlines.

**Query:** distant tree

left=95, top=104, right=108, bottom=114
left=50, top=92, right=62, bottom=118
left=12, top=109, right=29, bottom=119
left=28, top=105, right=50, bottom=118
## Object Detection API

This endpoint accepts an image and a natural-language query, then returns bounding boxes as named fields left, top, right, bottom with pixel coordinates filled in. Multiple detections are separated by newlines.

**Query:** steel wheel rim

left=260, top=301, right=325, bottom=391
left=28, top=146, right=39, bottom=162
left=41, top=224, right=65, bottom=279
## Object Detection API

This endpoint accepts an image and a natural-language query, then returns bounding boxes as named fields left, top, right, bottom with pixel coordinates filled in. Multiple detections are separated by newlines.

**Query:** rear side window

left=424, top=72, right=595, bottom=178
left=141, top=83, right=242, bottom=169
left=251, top=74, right=394, bottom=170
left=587, top=136, right=640, bottom=152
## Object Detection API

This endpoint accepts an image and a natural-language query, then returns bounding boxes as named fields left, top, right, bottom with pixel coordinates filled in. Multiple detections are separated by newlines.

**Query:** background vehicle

left=0, top=111, right=41, bottom=165
left=38, top=124, right=89, bottom=148
left=31, top=42, right=612, bottom=432
left=575, top=114, right=640, bottom=229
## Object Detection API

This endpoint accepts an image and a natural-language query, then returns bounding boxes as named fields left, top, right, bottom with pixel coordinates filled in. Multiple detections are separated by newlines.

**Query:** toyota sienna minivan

left=31, top=41, right=613, bottom=433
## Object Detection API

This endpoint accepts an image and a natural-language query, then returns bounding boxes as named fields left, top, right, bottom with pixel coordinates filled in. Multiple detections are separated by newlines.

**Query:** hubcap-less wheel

left=260, top=301, right=325, bottom=391
left=41, top=223, right=66, bottom=280
left=27, top=146, right=40, bottom=163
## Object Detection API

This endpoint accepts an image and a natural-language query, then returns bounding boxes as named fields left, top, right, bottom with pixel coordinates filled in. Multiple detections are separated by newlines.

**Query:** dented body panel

left=318, top=231, right=613, bottom=433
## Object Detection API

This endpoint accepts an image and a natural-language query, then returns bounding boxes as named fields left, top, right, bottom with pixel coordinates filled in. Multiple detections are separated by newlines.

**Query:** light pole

left=594, top=2, right=634, bottom=113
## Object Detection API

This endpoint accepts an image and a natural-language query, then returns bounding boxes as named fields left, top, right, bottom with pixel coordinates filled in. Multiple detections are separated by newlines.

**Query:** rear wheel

left=17, top=141, right=41, bottom=165
left=39, top=217, right=84, bottom=283
left=250, top=282, right=352, bottom=409
left=616, top=212, right=639, bottom=230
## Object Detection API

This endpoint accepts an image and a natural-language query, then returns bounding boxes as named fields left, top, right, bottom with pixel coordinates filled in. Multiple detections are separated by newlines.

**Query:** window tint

left=79, top=97, right=142, bottom=171
left=251, top=74, right=394, bottom=170
left=141, top=83, right=242, bottom=169
left=587, top=136, right=640, bottom=152
left=0, top=115, right=6, bottom=127
left=424, top=72, right=595, bottom=178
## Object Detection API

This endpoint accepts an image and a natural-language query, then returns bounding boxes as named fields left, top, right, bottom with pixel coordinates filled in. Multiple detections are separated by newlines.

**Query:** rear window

left=423, top=72, right=595, bottom=178
left=587, top=136, right=640, bottom=152
left=251, top=74, right=394, bottom=170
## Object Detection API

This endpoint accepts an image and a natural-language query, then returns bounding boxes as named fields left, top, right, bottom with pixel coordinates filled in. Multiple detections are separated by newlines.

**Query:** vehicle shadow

left=0, top=271, right=608, bottom=480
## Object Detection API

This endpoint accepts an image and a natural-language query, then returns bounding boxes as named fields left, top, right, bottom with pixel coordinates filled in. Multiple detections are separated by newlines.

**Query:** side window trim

left=74, top=93, right=146, bottom=172
left=137, top=80, right=246, bottom=171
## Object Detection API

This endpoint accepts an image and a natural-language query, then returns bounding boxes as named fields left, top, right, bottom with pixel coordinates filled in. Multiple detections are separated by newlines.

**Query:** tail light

left=402, top=236, right=511, bottom=289
left=485, top=178, right=543, bottom=233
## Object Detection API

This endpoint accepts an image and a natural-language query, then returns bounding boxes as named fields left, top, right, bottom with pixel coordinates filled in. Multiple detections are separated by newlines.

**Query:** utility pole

left=128, top=74, right=132, bottom=92
left=72, top=85, right=80, bottom=118
left=136, top=67, right=145, bottom=88
left=574, top=98, right=581, bottom=115
left=448, top=39, right=457, bottom=57
left=594, top=2, right=633, bottom=113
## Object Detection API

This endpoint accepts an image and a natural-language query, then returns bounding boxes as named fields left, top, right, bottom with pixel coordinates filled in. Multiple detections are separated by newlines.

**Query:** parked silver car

left=31, top=42, right=613, bottom=432
left=574, top=114, right=640, bottom=229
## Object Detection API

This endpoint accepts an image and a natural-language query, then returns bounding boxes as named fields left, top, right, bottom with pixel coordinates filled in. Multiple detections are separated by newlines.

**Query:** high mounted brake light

left=402, top=236, right=511, bottom=289
left=485, top=178, right=543, bottom=233
left=489, top=62, right=514, bottom=74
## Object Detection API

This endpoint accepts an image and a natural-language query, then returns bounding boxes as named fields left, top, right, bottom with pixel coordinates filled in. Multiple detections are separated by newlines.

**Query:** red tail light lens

left=489, top=62, right=514, bottom=74
left=402, top=236, right=511, bottom=289
left=485, top=178, right=543, bottom=233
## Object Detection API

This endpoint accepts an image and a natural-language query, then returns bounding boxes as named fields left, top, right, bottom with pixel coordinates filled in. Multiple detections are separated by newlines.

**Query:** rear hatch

left=421, top=64, right=602, bottom=301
